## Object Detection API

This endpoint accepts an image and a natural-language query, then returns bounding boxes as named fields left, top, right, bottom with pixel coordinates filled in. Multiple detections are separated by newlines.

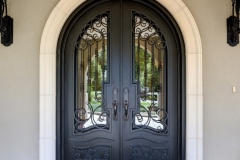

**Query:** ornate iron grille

left=74, top=146, right=110, bottom=160
left=132, top=146, right=168, bottom=160
left=74, top=12, right=110, bottom=134
left=132, top=12, right=168, bottom=134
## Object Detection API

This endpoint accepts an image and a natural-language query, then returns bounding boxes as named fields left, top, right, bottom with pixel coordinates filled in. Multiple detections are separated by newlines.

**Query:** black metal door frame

left=57, top=0, right=186, bottom=159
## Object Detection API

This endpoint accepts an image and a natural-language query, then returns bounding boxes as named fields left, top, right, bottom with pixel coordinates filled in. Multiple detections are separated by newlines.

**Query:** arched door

left=57, top=0, right=185, bottom=159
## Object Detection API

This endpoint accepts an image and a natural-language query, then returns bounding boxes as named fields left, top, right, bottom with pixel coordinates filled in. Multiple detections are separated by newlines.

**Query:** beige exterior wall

left=0, top=0, right=59, bottom=160
left=0, top=0, right=239, bottom=160
left=183, top=0, right=240, bottom=159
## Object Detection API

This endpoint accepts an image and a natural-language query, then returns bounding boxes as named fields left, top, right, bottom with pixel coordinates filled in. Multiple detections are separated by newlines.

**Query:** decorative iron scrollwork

left=132, top=12, right=168, bottom=134
left=74, top=146, right=110, bottom=160
left=74, top=12, right=110, bottom=134
left=132, top=146, right=168, bottom=160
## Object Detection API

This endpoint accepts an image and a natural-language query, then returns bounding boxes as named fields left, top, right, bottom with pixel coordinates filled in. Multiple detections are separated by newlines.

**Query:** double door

left=61, top=1, right=182, bottom=159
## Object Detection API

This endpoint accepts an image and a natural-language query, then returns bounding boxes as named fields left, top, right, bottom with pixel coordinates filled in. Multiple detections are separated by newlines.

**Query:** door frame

left=39, top=0, right=203, bottom=160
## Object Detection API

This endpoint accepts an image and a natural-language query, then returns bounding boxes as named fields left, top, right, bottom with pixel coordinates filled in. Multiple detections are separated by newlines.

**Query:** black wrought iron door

left=60, top=1, right=184, bottom=160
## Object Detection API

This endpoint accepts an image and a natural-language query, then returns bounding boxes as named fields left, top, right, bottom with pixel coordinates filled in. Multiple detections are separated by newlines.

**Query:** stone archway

left=39, top=0, right=203, bottom=160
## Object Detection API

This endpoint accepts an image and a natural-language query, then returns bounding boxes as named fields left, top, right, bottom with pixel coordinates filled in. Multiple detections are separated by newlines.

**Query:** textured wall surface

left=182, top=0, right=240, bottom=159
left=0, top=0, right=59, bottom=160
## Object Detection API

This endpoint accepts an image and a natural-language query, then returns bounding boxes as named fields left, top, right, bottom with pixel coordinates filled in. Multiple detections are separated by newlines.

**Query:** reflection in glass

left=133, top=12, right=168, bottom=134
left=74, top=12, right=109, bottom=134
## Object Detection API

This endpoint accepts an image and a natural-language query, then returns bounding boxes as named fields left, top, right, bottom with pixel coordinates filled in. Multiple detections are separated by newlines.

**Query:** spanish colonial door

left=58, top=0, right=185, bottom=160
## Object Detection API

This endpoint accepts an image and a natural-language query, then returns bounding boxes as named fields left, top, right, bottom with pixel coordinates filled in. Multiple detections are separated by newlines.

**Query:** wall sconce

left=0, top=0, right=13, bottom=46
left=227, top=0, right=240, bottom=46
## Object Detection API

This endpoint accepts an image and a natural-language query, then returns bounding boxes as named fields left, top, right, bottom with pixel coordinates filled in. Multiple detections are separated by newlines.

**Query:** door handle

left=112, top=87, right=118, bottom=120
left=123, top=88, right=129, bottom=121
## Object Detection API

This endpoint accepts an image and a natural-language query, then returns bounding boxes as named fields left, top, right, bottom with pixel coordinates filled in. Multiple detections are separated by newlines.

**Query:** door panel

left=61, top=1, right=182, bottom=159
left=64, top=2, right=121, bottom=159
left=121, top=2, right=178, bottom=159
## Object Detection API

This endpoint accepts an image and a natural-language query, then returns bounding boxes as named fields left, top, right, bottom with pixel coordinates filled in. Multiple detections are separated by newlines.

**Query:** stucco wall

left=0, top=0, right=240, bottom=160
left=182, top=0, right=240, bottom=159
left=0, top=0, right=59, bottom=160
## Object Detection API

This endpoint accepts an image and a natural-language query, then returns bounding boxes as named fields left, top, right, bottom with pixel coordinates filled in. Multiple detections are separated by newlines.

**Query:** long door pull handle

left=112, top=87, right=118, bottom=120
left=123, top=88, right=129, bottom=121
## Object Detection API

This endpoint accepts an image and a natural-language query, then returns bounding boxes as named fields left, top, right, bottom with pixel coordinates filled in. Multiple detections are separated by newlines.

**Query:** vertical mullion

left=151, top=43, right=155, bottom=106
left=137, top=36, right=140, bottom=82
left=102, top=36, right=105, bottom=82
left=162, top=50, right=164, bottom=111
left=95, top=42, right=98, bottom=100
left=158, top=49, right=162, bottom=109
left=88, top=44, right=91, bottom=102
left=144, top=40, right=147, bottom=99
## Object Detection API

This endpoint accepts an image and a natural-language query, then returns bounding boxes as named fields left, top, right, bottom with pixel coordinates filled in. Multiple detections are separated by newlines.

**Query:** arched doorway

left=39, top=0, right=203, bottom=160
left=58, top=0, right=184, bottom=159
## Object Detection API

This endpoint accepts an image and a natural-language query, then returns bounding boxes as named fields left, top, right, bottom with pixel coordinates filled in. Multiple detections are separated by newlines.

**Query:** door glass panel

left=133, top=12, right=168, bottom=134
left=75, top=12, right=109, bottom=133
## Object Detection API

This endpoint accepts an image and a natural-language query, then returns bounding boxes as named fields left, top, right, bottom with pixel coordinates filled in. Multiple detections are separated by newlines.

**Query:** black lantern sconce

left=227, top=0, right=240, bottom=46
left=0, top=0, right=13, bottom=46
